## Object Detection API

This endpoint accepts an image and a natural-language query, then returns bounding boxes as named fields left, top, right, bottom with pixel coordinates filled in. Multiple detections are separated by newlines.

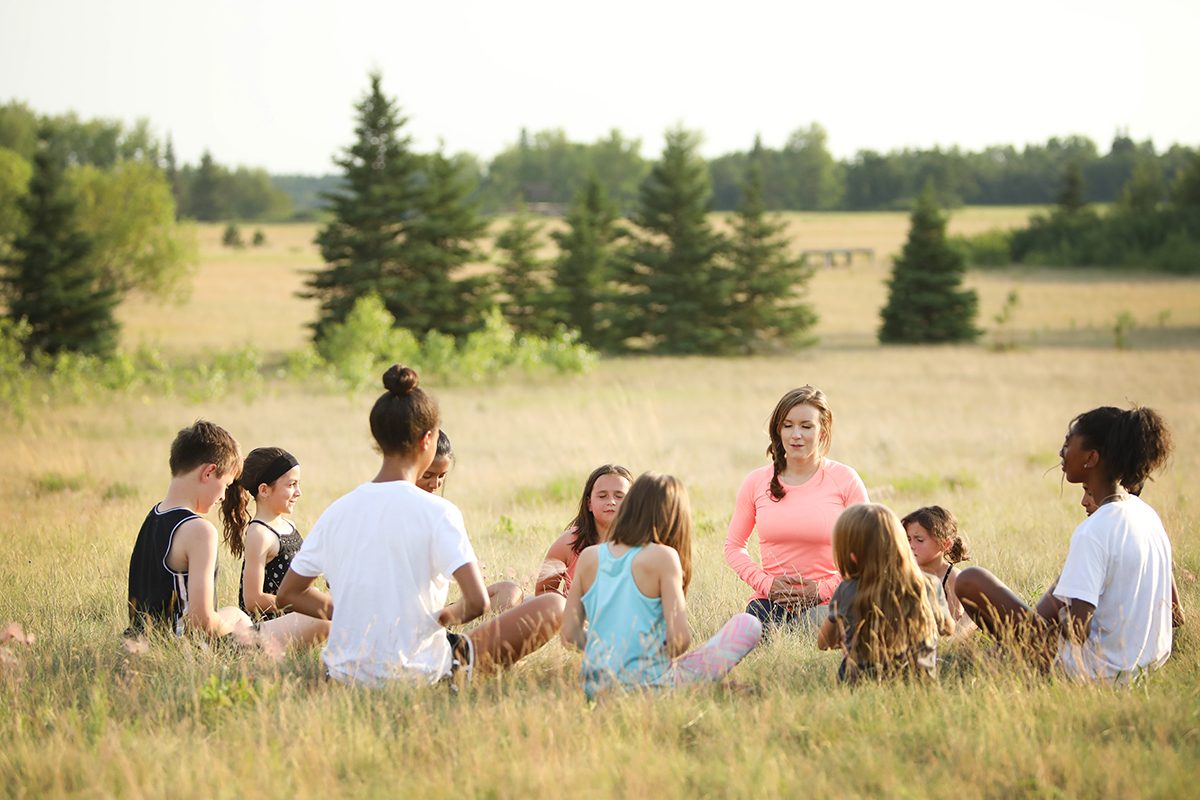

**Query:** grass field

left=4, top=211, right=1200, bottom=797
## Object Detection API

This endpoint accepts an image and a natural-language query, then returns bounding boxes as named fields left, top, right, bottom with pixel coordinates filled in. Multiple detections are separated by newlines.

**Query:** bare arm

left=277, top=569, right=333, bottom=620
left=816, top=617, right=841, bottom=650
left=560, top=547, right=596, bottom=651
left=179, top=520, right=238, bottom=636
left=535, top=532, right=576, bottom=596
left=240, top=524, right=279, bottom=617
left=438, top=562, right=489, bottom=628
left=656, top=548, right=691, bottom=658
left=1058, top=598, right=1095, bottom=644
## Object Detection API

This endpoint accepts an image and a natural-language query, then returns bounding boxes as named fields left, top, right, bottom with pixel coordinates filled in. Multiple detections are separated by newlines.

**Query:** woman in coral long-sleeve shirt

left=725, top=386, right=869, bottom=629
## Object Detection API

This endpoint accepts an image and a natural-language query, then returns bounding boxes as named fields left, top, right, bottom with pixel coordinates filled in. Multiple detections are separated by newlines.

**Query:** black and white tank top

left=239, top=519, right=303, bottom=619
left=126, top=504, right=213, bottom=636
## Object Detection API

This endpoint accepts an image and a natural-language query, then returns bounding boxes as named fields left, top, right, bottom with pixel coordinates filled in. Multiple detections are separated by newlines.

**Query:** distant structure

left=801, top=247, right=875, bottom=268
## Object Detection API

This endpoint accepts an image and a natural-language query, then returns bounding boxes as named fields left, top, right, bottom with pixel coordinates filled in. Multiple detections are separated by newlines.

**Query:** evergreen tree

left=878, top=186, right=979, bottom=344
left=613, top=127, right=730, bottom=353
left=1, top=131, right=119, bottom=356
left=162, top=134, right=181, bottom=217
left=1057, top=161, right=1086, bottom=213
left=307, top=74, right=489, bottom=340
left=1119, top=158, right=1164, bottom=214
left=189, top=150, right=224, bottom=221
left=547, top=174, right=621, bottom=346
left=727, top=137, right=817, bottom=351
left=494, top=200, right=549, bottom=336
left=391, top=148, right=490, bottom=336
left=306, top=73, right=421, bottom=342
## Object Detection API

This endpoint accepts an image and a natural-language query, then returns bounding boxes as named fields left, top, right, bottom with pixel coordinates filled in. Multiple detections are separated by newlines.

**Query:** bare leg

left=956, top=567, right=1057, bottom=667
left=671, top=613, right=762, bottom=686
left=258, top=612, right=330, bottom=648
left=487, top=581, right=524, bottom=615
left=468, top=593, right=565, bottom=674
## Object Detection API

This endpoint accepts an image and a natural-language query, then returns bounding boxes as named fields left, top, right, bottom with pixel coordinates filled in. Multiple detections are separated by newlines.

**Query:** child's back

left=581, top=543, right=670, bottom=698
left=127, top=504, right=204, bottom=635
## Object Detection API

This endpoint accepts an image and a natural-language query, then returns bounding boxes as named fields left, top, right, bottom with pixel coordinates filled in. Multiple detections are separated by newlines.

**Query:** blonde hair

left=607, top=472, right=694, bottom=594
left=832, top=504, right=940, bottom=678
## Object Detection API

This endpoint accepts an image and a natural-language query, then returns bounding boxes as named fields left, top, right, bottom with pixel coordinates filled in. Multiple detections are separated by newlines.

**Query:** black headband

left=240, top=452, right=299, bottom=494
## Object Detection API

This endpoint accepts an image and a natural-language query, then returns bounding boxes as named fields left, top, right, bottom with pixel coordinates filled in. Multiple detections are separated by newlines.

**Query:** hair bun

left=382, top=364, right=419, bottom=396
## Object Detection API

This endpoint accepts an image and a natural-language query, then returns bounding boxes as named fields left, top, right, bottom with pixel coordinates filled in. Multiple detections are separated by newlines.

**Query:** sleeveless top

left=580, top=544, right=670, bottom=698
left=126, top=504, right=209, bottom=636
left=239, top=519, right=304, bottom=619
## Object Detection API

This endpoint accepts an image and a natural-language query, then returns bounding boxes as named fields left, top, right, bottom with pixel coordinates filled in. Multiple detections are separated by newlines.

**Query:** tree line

left=305, top=74, right=815, bottom=356
left=284, top=126, right=1198, bottom=217
left=0, top=102, right=294, bottom=223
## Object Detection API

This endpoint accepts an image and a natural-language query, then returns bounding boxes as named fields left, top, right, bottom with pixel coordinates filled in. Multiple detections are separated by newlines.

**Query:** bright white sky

left=2, top=0, right=1197, bottom=174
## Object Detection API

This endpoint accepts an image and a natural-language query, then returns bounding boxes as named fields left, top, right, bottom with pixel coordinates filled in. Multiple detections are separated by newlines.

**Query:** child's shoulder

left=636, top=542, right=682, bottom=571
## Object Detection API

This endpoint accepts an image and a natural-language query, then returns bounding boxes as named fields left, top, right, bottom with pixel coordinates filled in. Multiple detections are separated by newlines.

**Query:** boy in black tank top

left=125, top=420, right=254, bottom=638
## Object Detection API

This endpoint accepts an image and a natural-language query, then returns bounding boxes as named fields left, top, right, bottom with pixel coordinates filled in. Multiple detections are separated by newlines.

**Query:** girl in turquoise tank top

left=562, top=473, right=763, bottom=699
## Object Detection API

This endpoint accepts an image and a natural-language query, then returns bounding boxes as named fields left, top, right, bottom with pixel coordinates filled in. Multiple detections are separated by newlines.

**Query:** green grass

left=3, top=211, right=1200, bottom=797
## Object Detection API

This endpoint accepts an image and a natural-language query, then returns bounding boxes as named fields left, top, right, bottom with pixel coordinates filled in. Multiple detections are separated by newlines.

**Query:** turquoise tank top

left=581, top=544, right=670, bottom=698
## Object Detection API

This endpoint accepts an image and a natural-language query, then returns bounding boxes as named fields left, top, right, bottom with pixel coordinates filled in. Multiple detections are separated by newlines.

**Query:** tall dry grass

left=3, top=213, right=1199, bottom=797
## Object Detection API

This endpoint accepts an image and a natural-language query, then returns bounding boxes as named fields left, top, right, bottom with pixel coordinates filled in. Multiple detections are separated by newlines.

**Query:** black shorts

left=445, top=631, right=475, bottom=683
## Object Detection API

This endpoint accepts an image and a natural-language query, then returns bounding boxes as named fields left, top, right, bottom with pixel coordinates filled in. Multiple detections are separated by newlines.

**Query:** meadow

left=2, top=209, right=1199, bottom=798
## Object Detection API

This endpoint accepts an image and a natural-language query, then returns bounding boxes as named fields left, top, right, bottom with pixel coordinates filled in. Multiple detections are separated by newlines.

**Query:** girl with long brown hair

left=562, top=473, right=762, bottom=698
left=817, top=504, right=954, bottom=682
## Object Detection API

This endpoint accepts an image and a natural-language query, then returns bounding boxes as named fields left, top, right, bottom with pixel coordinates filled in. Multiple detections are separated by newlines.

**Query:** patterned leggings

left=667, top=613, right=763, bottom=686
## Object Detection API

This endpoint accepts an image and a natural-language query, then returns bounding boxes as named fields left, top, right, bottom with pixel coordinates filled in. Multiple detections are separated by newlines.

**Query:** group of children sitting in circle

left=126, top=365, right=1185, bottom=695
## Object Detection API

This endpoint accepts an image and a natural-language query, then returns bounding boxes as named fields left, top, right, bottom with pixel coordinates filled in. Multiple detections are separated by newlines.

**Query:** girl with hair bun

left=956, top=405, right=1183, bottom=682
left=902, top=505, right=971, bottom=625
left=724, top=386, right=869, bottom=630
left=278, top=365, right=563, bottom=686
left=219, top=446, right=330, bottom=645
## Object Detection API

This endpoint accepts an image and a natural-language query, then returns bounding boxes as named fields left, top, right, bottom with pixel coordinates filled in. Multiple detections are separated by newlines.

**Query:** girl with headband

left=220, top=447, right=330, bottom=645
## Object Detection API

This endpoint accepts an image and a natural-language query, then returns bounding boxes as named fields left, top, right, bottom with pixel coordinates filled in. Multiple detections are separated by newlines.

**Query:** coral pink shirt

left=724, top=460, right=869, bottom=603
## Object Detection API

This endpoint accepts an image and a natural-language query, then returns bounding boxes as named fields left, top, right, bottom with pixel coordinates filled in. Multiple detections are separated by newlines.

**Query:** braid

left=768, top=442, right=787, bottom=501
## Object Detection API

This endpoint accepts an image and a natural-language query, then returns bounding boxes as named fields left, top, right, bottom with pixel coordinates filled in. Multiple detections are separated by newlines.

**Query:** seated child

left=903, top=505, right=970, bottom=625
left=561, top=472, right=762, bottom=699
left=536, top=464, right=632, bottom=596
left=277, top=365, right=564, bottom=685
left=420, top=430, right=523, bottom=615
left=818, top=504, right=954, bottom=682
left=127, top=420, right=255, bottom=638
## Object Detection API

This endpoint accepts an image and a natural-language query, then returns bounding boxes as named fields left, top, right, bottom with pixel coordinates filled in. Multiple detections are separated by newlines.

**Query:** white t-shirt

left=1054, top=495, right=1173, bottom=683
left=290, top=481, right=476, bottom=686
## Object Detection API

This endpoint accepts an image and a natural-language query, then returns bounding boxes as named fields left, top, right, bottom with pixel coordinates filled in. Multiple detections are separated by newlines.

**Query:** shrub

left=949, top=229, right=1013, bottom=267
left=221, top=223, right=244, bottom=248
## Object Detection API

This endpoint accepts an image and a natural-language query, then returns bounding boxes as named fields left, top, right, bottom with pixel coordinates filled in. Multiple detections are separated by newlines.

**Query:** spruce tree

left=307, top=74, right=489, bottom=341
left=1057, top=161, right=1086, bottom=213
left=189, top=151, right=224, bottom=221
left=494, top=200, right=549, bottom=336
left=162, top=134, right=181, bottom=219
left=547, top=174, right=621, bottom=346
left=878, top=186, right=979, bottom=344
left=306, top=72, right=421, bottom=341
left=615, top=127, right=730, bottom=354
left=1, top=131, right=119, bottom=356
left=391, top=148, right=490, bottom=336
left=727, top=137, right=817, bottom=351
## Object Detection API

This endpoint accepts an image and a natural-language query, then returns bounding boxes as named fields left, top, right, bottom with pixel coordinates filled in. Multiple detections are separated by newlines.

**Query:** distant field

left=117, top=208, right=1200, bottom=355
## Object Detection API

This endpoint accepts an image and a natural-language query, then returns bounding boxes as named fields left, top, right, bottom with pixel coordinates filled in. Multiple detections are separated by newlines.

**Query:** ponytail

left=1071, top=405, right=1172, bottom=491
left=901, top=505, right=968, bottom=564
left=218, top=445, right=299, bottom=560
left=220, top=483, right=252, bottom=559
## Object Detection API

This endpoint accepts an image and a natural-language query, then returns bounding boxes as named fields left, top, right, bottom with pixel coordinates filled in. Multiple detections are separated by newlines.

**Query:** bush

left=949, top=229, right=1013, bottom=267
left=251, top=229, right=266, bottom=247
left=221, top=223, right=244, bottom=248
